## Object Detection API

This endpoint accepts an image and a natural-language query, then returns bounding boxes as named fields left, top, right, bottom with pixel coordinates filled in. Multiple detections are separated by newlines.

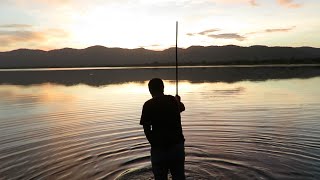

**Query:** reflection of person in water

left=140, top=78, right=186, bottom=180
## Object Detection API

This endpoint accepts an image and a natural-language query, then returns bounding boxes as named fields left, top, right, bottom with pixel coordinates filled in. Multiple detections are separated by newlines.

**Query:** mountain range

left=1, top=45, right=320, bottom=68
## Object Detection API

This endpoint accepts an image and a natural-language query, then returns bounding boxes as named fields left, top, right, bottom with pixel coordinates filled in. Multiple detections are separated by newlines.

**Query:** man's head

left=148, top=78, right=164, bottom=96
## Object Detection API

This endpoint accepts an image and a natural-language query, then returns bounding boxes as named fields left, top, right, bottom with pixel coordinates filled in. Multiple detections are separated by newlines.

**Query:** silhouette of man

left=140, top=78, right=186, bottom=180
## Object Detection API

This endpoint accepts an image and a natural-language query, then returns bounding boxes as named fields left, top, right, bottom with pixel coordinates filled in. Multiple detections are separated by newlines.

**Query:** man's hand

left=175, top=95, right=181, bottom=102
left=175, top=95, right=185, bottom=112
left=143, top=124, right=152, bottom=145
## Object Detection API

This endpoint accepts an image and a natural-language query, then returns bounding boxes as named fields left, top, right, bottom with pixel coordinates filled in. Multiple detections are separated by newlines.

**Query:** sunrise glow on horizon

left=0, top=0, right=319, bottom=52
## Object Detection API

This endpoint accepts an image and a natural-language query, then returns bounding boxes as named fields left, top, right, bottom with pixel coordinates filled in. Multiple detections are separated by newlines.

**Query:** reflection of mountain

left=0, top=66, right=320, bottom=86
left=1, top=45, right=320, bottom=68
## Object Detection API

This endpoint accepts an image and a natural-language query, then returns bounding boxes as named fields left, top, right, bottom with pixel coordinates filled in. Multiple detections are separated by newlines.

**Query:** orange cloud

left=0, top=27, right=69, bottom=51
left=16, top=0, right=72, bottom=6
left=249, top=0, right=258, bottom=6
left=276, top=0, right=302, bottom=8
left=211, top=0, right=304, bottom=8
left=0, top=30, right=43, bottom=46
left=212, top=0, right=258, bottom=6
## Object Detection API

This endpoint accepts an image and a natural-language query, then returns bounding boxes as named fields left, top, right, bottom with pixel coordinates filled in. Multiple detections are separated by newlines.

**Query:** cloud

left=187, top=28, right=220, bottom=36
left=276, top=0, right=302, bottom=8
left=0, top=30, right=44, bottom=46
left=17, top=0, right=72, bottom=6
left=139, top=44, right=161, bottom=48
left=208, top=33, right=246, bottom=41
left=0, top=24, right=33, bottom=28
left=247, top=26, right=296, bottom=35
left=0, top=24, right=68, bottom=47
left=149, top=44, right=161, bottom=47
left=1, top=0, right=89, bottom=13
left=265, top=26, right=296, bottom=33
left=10, top=0, right=126, bottom=9
left=0, top=29, right=69, bottom=47
left=187, top=28, right=245, bottom=41
left=212, top=0, right=303, bottom=8
left=212, top=0, right=258, bottom=6
left=249, top=0, right=258, bottom=6
left=198, top=29, right=221, bottom=35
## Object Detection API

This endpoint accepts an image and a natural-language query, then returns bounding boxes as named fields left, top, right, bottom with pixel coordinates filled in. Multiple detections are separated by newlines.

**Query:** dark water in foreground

left=0, top=66, right=320, bottom=179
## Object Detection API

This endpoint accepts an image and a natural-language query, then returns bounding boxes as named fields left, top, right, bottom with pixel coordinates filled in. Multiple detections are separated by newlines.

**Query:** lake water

left=0, top=66, right=320, bottom=179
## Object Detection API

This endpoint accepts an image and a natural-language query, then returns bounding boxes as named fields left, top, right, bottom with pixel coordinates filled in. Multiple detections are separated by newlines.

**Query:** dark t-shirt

left=140, top=95, right=185, bottom=148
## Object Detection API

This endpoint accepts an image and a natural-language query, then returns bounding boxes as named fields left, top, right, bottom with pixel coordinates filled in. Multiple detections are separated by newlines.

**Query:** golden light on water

left=1, top=78, right=319, bottom=114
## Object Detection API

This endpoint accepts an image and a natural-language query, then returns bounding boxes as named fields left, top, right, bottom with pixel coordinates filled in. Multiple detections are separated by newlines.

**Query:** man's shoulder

left=143, top=95, right=175, bottom=106
left=143, top=98, right=154, bottom=107
left=154, top=95, right=175, bottom=101
left=164, top=95, right=175, bottom=99
left=164, top=95, right=176, bottom=102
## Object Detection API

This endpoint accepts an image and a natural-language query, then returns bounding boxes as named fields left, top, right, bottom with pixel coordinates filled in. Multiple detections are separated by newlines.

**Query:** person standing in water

left=140, top=78, right=186, bottom=180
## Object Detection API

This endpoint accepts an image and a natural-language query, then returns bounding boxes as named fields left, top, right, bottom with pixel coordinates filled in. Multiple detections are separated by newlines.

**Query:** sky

left=0, top=0, right=319, bottom=51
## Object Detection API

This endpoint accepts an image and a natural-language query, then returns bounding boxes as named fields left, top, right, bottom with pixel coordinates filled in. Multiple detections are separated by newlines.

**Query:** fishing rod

left=176, top=21, right=178, bottom=96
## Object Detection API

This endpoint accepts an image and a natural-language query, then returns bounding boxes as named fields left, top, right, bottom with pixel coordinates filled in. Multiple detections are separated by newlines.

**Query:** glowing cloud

left=212, top=0, right=258, bottom=6
left=249, top=0, right=258, bottom=6
left=0, top=28, right=69, bottom=49
left=276, top=0, right=302, bottom=8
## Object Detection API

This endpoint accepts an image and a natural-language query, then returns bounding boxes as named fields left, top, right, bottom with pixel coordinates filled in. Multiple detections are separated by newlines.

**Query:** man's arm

left=175, top=95, right=185, bottom=112
left=140, top=103, right=152, bottom=145
left=143, top=125, right=152, bottom=145
left=179, top=101, right=185, bottom=112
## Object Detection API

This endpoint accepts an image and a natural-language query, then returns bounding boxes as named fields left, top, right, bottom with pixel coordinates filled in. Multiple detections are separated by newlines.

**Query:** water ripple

left=1, top=77, right=320, bottom=179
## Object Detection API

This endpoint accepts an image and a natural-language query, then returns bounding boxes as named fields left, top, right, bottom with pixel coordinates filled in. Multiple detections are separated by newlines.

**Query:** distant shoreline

left=1, top=45, right=320, bottom=69
left=1, top=64, right=320, bottom=72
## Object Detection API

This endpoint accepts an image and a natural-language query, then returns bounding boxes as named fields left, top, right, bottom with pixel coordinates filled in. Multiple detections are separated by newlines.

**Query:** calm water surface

left=0, top=67, right=320, bottom=179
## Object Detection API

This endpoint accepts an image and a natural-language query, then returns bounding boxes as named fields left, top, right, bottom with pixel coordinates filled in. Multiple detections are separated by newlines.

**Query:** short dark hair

left=148, top=78, right=164, bottom=95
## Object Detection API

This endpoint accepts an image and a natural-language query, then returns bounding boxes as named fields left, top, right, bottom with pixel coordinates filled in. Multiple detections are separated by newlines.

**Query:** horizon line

left=1, top=44, right=319, bottom=53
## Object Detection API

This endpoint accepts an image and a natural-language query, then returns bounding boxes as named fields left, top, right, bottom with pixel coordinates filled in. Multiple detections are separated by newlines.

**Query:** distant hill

left=1, top=45, right=320, bottom=68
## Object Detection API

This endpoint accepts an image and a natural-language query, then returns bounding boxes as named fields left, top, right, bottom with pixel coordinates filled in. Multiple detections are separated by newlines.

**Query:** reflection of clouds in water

left=0, top=89, right=15, bottom=97
left=1, top=66, right=320, bottom=87
left=213, top=87, right=245, bottom=95
left=109, top=80, right=206, bottom=96
left=0, top=86, right=37, bottom=104
left=105, top=81, right=149, bottom=95
left=0, top=84, right=75, bottom=105
left=36, top=83, right=75, bottom=103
